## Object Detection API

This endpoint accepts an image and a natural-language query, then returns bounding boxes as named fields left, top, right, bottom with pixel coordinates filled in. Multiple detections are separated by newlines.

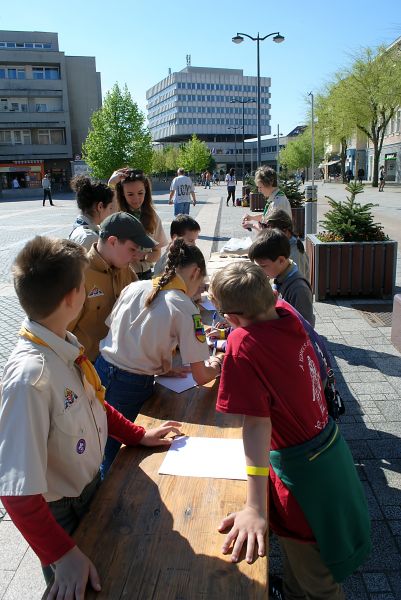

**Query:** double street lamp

left=232, top=31, right=285, bottom=168
left=230, top=97, right=256, bottom=180
left=227, top=126, right=241, bottom=172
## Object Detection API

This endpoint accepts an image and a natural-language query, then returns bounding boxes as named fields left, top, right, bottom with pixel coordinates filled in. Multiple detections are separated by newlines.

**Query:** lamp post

left=232, top=31, right=284, bottom=168
left=230, top=98, right=256, bottom=181
left=228, top=126, right=241, bottom=173
left=308, top=91, right=315, bottom=192
left=273, top=124, right=283, bottom=179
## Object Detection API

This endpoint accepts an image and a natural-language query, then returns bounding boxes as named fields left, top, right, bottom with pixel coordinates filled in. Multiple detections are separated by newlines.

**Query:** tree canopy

left=82, top=83, right=153, bottom=179
left=178, top=135, right=213, bottom=174
left=279, top=126, right=324, bottom=172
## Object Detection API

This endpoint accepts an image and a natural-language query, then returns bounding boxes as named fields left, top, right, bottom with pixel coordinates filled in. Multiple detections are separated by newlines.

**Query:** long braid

left=145, top=239, right=187, bottom=307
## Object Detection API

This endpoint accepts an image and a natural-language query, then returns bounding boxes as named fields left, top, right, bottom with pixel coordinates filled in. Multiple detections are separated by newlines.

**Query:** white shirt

left=42, top=177, right=51, bottom=190
left=0, top=319, right=107, bottom=501
left=69, top=214, right=100, bottom=251
left=170, top=175, right=195, bottom=204
left=100, top=280, right=210, bottom=375
left=225, top=174, right=236, bottom=188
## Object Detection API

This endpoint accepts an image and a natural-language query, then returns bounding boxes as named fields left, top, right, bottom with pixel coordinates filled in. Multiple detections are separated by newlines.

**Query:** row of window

left=171, top=117, right=268, bottom=126
left=385, top=110, right=401, bottom=135
left=176, top=82, right=269, bottom=93
left=176, top=94, right=270, bottom=104
left=0, top=41, right=52, bottom=49
left=0, top=66, right=60, bottom=80
left=0, top=128, right=65, bottom=145
left=0, top=101, right=62, bottom=113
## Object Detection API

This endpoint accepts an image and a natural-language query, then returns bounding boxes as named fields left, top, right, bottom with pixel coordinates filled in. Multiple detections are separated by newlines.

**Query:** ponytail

left=296, top=237, right=305, bottom=255
left=146, top=238, right=206, bottom=307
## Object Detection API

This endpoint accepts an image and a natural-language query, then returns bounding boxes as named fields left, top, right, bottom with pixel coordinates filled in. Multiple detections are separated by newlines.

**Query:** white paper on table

left=155, top=372, right=197, bottom=393
left=199, top=297, right=216, bottom=311
left=220, top=237, right=253, bottom=254
left=159, top=436, right=247, bottom=480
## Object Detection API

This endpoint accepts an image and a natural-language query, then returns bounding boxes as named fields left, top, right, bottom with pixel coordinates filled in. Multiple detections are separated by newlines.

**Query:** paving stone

left=339, top=423, right=380, bottom=440
left=350, top=382, right=397, bottom=396
left=2, top=547, right=45, bottom=600
left=0, top=522, right=27, bottom=570
left=363, top=521, right=401, bottom=571
left=0, top=570, right=14, bottom=598
left=343, top=572, right=368, bottom=599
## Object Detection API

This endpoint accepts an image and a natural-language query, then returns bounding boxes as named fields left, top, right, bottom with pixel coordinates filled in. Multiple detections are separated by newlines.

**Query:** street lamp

left=228, top=126, right=241, bottom=172
left=230, top=97, right=256, bottom=181
left=273, top=125, right=284, bottom=179
left=232, top=31, right=285, bottom=168
left=308, top=91, right=315, bottom=193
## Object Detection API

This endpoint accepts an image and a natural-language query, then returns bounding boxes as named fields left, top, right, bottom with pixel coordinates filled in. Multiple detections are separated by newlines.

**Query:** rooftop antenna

left=186, top=54, right=191, bottom=66
left=168, top=67, right=171, bottom=75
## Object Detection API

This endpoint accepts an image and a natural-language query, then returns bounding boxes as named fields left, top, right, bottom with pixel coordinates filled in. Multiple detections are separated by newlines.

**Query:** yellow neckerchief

left=152, top=273, right=187, bottom=294
left=19, top=326, right=106, bottom=410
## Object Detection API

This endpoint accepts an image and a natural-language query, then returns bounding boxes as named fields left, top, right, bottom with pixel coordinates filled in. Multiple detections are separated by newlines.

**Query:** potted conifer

left=306, top=182, right=397, bottom=300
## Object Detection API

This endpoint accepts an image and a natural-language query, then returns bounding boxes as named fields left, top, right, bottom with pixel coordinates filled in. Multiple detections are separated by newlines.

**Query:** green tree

left=315, top=80, right=356, bottom=182
left=279, top=126, right=324, bottom=172
left=165, top=146, right=181, bottom=172
left=151, top=148, right=166, bottom=175
left=82, top=83, right=152, bottom=179
left=178, top=135, right=211, bottom=175
left=335, top=46, right=401, bottom=187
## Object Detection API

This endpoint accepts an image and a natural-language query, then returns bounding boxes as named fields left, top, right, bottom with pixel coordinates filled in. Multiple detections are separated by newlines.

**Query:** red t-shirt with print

left=216, top=306, right=329, bottom=541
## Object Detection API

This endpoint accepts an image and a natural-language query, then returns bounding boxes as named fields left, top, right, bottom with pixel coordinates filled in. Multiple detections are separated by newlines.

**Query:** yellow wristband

left=219, top=329, right=226, bottom=339
left=246, top=466, right=269, bottom=477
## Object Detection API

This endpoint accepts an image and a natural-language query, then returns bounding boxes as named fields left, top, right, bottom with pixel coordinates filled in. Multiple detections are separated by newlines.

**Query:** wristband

left=246, top=466, right=269, bottom=477
left=218, top=329, right=226, bottom=339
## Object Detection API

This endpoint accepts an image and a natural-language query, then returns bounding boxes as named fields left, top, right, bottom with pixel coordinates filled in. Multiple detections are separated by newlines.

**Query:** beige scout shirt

left=100, top=280, right=210, bottom=375
left=69, top=243, right=137, bottom=362
left=0, top=319, right=107, bottom=501
left=130, top=213, right=168, bottom=275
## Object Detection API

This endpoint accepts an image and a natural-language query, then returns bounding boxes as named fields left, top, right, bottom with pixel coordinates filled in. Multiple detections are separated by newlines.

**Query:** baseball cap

left=99, top=212, right=156, bottom=250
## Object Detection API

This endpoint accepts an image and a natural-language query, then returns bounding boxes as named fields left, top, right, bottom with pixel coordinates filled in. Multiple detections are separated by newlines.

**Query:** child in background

left=109, top=169, right=168, bottom=279
left=0, top=236, right=181, bottom=597
left=248, top=228, right=315, bottom=326
left=153, top=214, right=200, bottom=277
left=95, top=238, right=222, bottom=475
left=69, top=176, right=115, bottom=251
left=263, top=209, right=310, bottom=281
left=209, top=262, right=370, bottom=599
left=69, top=212, right=156, bottom=362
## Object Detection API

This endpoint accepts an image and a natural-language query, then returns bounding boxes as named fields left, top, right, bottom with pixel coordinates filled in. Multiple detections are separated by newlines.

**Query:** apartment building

left=0, top=30, right=101, bottom=189
left=146, top=65, right=271, bottom=173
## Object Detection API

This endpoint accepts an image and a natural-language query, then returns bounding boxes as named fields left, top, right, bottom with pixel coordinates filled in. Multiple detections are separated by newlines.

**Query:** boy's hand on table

left=141, top=421, right=183, bottom=447
left=48, top=546, right=101, bottom=600
left=163, top=366, right=191, bottom=378
left=218, top=507, right=267, bottom=564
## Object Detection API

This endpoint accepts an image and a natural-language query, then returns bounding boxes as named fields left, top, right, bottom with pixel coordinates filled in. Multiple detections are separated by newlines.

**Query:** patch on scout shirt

left=76, top=439, right=86, bottom=454
left=88, top=286, right=105, bottom=298
left=64, top=387, right=78, bottom=410
left=192, top=314, right=206, bottom=343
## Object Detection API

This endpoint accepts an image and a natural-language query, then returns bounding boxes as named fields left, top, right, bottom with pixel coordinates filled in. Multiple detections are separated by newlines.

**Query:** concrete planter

left=306, top=234, right=398, bottom=301
left=291, top=207, right=305, bottom=238
left=250, top=192, right=265, bottom=212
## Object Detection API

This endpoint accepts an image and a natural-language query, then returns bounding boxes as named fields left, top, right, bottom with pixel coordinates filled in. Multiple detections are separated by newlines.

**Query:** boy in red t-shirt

left=210, top=262, right=370, bottom=600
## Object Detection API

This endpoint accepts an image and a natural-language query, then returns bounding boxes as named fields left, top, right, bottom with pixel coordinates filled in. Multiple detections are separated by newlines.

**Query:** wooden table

left=59, top=380, right=268, bottom=599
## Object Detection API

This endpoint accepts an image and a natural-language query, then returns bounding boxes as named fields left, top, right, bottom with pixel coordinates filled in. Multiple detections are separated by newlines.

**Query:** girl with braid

left=95, top=238, right=222, bottom=476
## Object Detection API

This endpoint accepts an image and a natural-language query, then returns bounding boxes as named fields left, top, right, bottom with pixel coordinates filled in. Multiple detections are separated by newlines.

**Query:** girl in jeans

left=225, top=168, right=236, bottom=206
left=95, top=239, right=222, bottom=476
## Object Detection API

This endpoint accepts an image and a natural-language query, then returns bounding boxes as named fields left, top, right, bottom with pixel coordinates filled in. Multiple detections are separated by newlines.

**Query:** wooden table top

left=65, top=380, right=268, bottom=599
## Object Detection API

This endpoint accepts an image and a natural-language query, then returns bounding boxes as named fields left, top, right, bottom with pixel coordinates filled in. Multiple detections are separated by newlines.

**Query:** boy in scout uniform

left=69, top=212, right=156, bottom=362
left=0, top=236, right=181, bottom=599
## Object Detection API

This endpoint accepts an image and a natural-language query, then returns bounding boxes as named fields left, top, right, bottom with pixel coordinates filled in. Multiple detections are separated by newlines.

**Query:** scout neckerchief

left=262, top=188, right=284, bottom=218
left=19, top=326, right=106, bottom=410
left=151, top=274, right=206, bottom=343
left=128, top=207, right=142, bottom=221
left=152, top=273, right=187, bottom=294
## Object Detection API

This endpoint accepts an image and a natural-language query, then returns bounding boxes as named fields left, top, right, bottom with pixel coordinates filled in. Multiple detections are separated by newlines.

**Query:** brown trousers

left=278, top=536, right=345, bottom=600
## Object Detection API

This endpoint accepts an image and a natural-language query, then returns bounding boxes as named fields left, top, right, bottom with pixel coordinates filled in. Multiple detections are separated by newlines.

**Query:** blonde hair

left=210, top=262, right=276, bottom=318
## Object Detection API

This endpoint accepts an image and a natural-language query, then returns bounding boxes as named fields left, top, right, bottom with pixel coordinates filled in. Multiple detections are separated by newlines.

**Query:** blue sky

left=1, top=0, right=400, bottom=135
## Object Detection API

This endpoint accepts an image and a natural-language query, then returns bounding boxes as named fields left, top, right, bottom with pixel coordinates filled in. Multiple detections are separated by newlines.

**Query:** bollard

left=304, top=185, right=317, bottom=235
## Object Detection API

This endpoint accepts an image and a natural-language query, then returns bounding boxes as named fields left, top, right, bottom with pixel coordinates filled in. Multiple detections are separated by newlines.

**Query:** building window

left=38, top=129, right=65, bottom=144
left=0, top=130, right=12, bottom=144
left=32, top=66, right=60, bottom=80
left=36, top=103, right=47, bottom=112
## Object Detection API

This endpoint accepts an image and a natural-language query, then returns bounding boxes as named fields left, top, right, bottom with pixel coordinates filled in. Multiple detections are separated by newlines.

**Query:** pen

left=212, top=340, right=217, bottom=356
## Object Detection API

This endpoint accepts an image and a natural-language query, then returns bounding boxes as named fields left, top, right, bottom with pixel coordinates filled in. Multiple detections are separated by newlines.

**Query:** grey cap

left=99, top=212, right=156, bottom=249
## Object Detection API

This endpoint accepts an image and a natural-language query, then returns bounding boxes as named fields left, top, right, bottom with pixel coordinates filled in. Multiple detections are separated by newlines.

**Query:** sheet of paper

left=159, top=436, right=247, bottom=480
left=155, top=372, right=197, bottom=393
left=199, top=297, right=216, bottom=311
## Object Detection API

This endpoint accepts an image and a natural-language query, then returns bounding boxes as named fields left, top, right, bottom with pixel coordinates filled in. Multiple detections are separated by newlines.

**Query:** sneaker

left=269, top=575, right=284, bottom=600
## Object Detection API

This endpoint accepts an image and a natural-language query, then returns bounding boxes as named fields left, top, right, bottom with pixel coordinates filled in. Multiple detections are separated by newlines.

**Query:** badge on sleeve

left=192, top=314, right=206, bottom=343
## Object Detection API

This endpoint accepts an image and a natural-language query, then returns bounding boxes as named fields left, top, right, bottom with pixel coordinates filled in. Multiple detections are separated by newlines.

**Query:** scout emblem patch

left=192, top=314, right=206, bottom=343
left=88, top=286, right=104, bottom=298
left=64, top=387, right=78, bottom=410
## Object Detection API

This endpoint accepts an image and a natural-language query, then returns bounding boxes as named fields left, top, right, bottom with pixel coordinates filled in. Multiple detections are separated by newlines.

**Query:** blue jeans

left=94, top=354, right=154, bottom=477
left=174, top=201, right=190, bottom=216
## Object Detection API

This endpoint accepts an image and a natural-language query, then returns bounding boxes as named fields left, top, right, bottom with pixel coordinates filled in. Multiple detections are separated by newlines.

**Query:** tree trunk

left=372, top=141, right=380, bottom=187
left=340, top=139, right=347, bottom=183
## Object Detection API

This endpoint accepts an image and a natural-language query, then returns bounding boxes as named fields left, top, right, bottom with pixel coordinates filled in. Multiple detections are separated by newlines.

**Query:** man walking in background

left=42, top=173, right=54, bottom=206
left=169, top=168, right=196, bottom=216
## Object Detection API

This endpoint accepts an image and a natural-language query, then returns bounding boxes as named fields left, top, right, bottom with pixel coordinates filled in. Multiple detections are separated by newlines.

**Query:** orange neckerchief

left=19, top=326, right=106, bottom=409
left=152, top=273, right=187, bottom=294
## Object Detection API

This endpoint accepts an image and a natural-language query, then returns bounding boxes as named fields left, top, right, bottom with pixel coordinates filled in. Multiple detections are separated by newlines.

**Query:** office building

left=146, top=65, right=271, bottom=172
left=0, top=30, right=101, bottom=189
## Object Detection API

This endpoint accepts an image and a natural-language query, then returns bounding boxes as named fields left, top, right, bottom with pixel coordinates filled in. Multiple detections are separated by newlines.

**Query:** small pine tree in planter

left=306, top=181, right=397, bottom=300
left=318, top=182, right=387, bottom=242
left=279, top=177, right=306, bottom=237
